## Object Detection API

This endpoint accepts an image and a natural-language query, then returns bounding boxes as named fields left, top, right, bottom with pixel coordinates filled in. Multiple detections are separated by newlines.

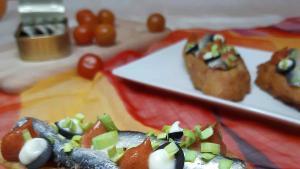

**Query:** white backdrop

left=65, top=0, right=300, bottom=29
left=1, top=0, right=300, bottom=46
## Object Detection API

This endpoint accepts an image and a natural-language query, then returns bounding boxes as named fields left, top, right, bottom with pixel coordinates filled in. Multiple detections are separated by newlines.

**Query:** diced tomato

left=270, top=47, right=289, bottom=64
left=81, top=121, right=107, bottom=148
left=205, top=123, right=227, bottom=155
left=119, top=138, right=153, bottom=169
left=1, top=119, right=37, bottom=162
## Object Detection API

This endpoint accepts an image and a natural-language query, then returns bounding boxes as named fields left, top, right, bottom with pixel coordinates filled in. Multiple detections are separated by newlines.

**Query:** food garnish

left=1, top=115, right=246, bottom=169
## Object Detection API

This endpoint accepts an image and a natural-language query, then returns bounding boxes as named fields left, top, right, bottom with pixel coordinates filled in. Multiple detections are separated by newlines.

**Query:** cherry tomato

left=1, top=119, right=37, bottom=162
left=94, top=24, right=116, bottom=46
left=76, top=9, right=98, bottom=26
left=73, top=25, right=94, bottom=45
left=77, top=53, right=103, bottom=79
left=98, top=9, right=115, bottom=25
left=147, top=13, right=166, bottom=33
left=81, top=121, right=107, bottom=148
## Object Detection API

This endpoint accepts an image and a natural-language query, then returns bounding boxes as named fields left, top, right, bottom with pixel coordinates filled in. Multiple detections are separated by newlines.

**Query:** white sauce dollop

left=19, top=138, right=48, bottom=165
left=169, top=121, right=184, bottom=133
left=148, top=149, right=176, bottom=169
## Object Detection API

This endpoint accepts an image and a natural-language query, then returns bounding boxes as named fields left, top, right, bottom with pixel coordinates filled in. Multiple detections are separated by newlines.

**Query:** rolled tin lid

left=18, top=0, right=66, bottom=25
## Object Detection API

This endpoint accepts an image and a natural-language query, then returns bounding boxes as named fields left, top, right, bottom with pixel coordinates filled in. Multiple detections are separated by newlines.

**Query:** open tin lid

left=18, top=0, right=66, bottom=25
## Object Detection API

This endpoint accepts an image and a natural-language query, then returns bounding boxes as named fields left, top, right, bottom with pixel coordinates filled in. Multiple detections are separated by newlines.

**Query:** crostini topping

left=196, top=34, right=240, bottom=70
left=276, top=48, right=300, bottom=87
left=213, top=34, right=225, bottom=43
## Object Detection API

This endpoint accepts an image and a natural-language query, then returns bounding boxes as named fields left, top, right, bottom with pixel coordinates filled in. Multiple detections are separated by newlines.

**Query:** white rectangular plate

left=113, top=40, right=300, bottom=126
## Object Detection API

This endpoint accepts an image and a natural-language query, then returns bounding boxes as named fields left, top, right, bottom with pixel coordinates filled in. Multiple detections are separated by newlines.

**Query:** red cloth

left=103, top=27, right=300, bottom=168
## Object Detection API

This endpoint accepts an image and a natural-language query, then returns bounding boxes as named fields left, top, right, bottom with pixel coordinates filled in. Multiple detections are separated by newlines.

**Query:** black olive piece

left=185, top=44, right=199, bottom=55
left=55, top=121, right=82, bottom=139
left=26, top=140, right=52, bottom=169
left=276, top=59, right=296, bottom=74
left=20, top=30, right=30, bottom=37
left=208, top=34, right=215, bottom=42
left=35, top=28, right=44, bottom=35
left=46, top=27, right=54, bottom=35
left=204, top=54, right=221, bottom=64
left=168, top=131, right=183, bottom=141
left=157, top=142, right=185, bottom=169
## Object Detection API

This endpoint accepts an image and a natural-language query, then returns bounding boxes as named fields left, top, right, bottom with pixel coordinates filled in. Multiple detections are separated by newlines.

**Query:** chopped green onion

left=108, top=146, right=124, bottom=162
left=98, top=114, right=118, bottom=131
left=211, top=44, right=219, bottom=52
left=75, top=113, right=85, bottom=122
left=146, top=132, right=156, bottom=137
left=201, top=142, right=220, bottom=155
left=212, top=51, right=220, bottom=57
left=50, top=123, right=58, bottom=133
left=164, top=142, right=179, bottom=158
left=194, top=125, right=202, bottom=138
left=184, top=150, right=197, bottom=162
left=157, top=133, right=167, bottom=140
left=200, top=126, right=214, bottom=140
left=46, top=136, right=55, bottom=144
left=201, top=153, right=216, bottom=162
left=162, top=125, right=171, bottom=133
left=92, top=131, right=118, bottom=150
left=180, top=129, right=196, bottom=148
left=219, top=159, right=233, bottom=169
left=63, top=142, right=74, bottom=153
left=61, top=118, right=71, bottom=128
left=228, top=55, right=237, bottom=62
left=69, top=120, right=82, bottom=133
left=151, top=140, right=160, bottom=149
left=289, top=49, right=298, bottom=59
left=22, top=129, right=32, bottom=142
left=72, top=135, right=82, bottom=143
left=81, top=122, right=94, bottom=131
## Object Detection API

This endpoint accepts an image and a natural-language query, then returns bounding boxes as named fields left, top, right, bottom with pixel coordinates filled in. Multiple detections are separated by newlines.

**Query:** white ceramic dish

left=113, top=40, right=300, bottom=126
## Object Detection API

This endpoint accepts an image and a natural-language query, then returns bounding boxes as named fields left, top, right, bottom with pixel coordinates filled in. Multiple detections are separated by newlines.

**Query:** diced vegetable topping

left=213, top=34, right=225, bottom=43
left=108, top=146, right=125, bottom=162
left=75, top=113, right=85, bottom=122
left=63, top=143, right=74, bottom=153
left=201, top=142, right=221, bottom=155
left=92, top=131, right=118, bottom=150
left=151, top=140, right=161, bottom=149
left=157, top=133, right=167, bottom=140
left=162, top=125, right=171, bottom=133
left=219, top=159, right=233, bottom=169
left=63, top=135, right=82, bottom=153
left=22, top=129, right=32, bottom=142
left=81, top=122, right=93, bottom=131
left=50, top=123, right=58, bottom=133
left=98, top=114, right=118, bottom=131
left=180, top=129, right=196, bottom=147
left=201, top=153, right=216, bottom=162
left=200, top=126, right=214, bottom=140
left=184, top=149, right=197, bottom=162
left=194, top=125, right=202, bottom=138
left=164, top=142, right=179, bottom=158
